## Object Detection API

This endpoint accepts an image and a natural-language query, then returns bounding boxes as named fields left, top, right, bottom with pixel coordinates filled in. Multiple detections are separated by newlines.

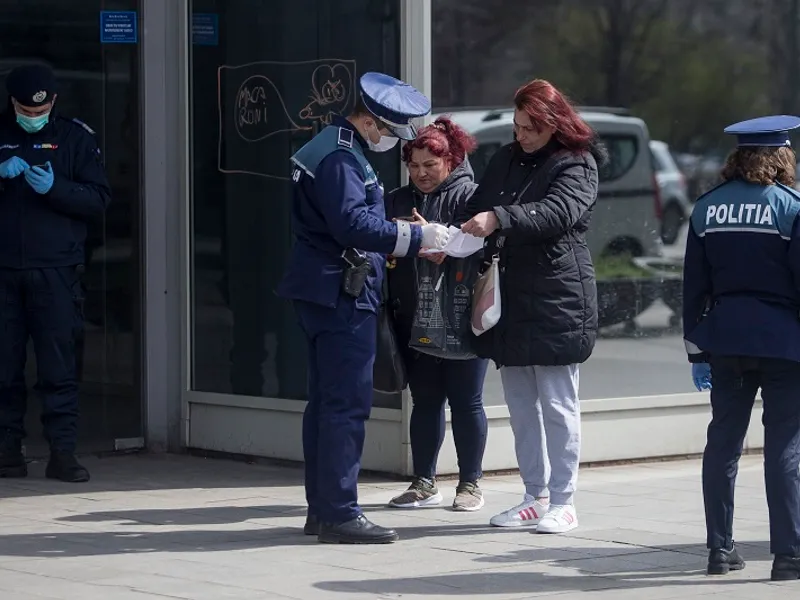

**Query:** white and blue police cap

left=723, top=115, right=800, bottom=148
left=359, top=72, right=431, bottom=141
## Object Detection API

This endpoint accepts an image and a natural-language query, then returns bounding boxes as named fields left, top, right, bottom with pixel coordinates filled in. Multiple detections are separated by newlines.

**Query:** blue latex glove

left=24, top=161, right=54, bottom=194
left=0, top=156, right=30, bottom=179
left=692, top=363, right=712, bottom=391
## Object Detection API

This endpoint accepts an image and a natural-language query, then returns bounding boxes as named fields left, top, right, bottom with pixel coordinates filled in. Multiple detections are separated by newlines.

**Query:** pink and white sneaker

left=489, top=497, right=549, bottom=528
left=536, top=504, right=578, bottom=534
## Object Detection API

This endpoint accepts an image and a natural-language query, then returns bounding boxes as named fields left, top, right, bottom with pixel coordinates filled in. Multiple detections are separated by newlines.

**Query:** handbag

left=409, top=255, right=479, bottom=359
left=471, top=255, right=501, bottom=336
left=373, top=290, right=408, bottom=394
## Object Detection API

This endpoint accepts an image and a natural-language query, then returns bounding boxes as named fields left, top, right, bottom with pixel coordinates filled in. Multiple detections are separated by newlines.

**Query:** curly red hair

left=514, top=79, right=594, bottom=152
left=401, top=116, right=477, bottom=169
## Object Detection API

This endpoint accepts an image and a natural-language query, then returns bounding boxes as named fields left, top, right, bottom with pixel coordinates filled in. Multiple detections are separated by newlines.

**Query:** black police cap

left=6, top=64, right=57, bottom=108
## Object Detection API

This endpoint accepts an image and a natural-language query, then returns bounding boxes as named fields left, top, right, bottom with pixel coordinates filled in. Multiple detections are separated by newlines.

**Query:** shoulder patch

left=71, top=118, right=96, bottom=135
left=289, top=156, right=314, bottom=179
left=337, top=127, right=354, bottom=149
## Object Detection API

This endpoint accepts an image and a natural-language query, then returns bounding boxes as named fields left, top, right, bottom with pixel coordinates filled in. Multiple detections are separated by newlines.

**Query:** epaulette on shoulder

left=695, top=180, right=730, bottom=203
left=69, top=117, right=96, bottom=135
left=775, top=182, right=800, bottom=201
left=337, top=127, right=354, bottom=149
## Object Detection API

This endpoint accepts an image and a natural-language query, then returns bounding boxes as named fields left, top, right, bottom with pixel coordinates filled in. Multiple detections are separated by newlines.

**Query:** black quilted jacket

left=459, top=139, right=606, bottom=367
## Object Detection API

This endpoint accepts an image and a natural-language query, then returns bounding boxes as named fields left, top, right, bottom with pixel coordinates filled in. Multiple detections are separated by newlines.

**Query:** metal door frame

left=140, top=0, right=189, bottom=452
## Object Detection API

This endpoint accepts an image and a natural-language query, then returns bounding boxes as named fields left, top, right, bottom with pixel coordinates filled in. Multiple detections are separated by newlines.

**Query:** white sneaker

left=489, top=497, right=549, bottom=527
left=536, top=504, right=578, bottom=534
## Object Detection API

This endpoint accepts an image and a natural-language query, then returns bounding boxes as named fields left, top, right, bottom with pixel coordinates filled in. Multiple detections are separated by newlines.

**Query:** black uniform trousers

left=293, top=293, right=377, bottom=524
left=703, top=356, right=800, bottom=557
left=0, top=267, right=84, bottom=453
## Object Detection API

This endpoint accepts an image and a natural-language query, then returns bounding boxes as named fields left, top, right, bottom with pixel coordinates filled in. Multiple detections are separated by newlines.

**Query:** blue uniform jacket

left=278, top=116, right=423, bottom=313
left=683, top=179, right=800, bottom=363
left=0, top=109, right=111, bottom=269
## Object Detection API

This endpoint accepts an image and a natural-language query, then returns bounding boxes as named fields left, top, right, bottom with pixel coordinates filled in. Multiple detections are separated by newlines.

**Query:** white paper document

left=419, top=226, right=484, bottom=258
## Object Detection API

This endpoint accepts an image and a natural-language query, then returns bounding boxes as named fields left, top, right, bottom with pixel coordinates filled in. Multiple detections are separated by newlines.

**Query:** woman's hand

left=420, top=251, right=446, bottom=264
left=461, top=211, right=499, bottom=237
left=411, top=207, right=428, bottom=226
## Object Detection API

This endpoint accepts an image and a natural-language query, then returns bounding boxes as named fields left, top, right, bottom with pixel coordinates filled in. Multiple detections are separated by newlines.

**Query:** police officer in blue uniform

left=684, top=115, right=800, bottom=580
left=278, top=72, right=450, bottom=544
left=0, top=64, right=111, bottom=483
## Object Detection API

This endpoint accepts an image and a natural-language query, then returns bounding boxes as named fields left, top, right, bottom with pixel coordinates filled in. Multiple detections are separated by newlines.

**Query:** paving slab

left=0, top=453, right=788, bottom=600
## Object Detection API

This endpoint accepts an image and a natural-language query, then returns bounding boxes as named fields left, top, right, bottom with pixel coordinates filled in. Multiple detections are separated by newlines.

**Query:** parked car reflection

left=650, top=140, right=692, bottom=245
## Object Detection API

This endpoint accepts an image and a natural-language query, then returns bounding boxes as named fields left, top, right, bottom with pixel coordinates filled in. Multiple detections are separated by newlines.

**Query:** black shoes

left=0, top=449, right=27, bottom=478
left=303, top=512, right=398, bottom=544
left=317, top=514, right=398, bottom=544
left=771, top=555, right=800, bottom=581
left=303, top=514, right=319, bottom=536
left=708, top=545, right=800, bottom=580
left=45, top=452, right=90, bottom=483
left=1, top=440, right=88, bottom=483
left=707, top=545, right=745, bottom=575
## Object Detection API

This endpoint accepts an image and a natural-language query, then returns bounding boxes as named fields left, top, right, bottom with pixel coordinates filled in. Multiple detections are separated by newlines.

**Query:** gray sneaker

left=388, top=477, right=443, bottom=508
left=453, top=481, right=484, bottom=512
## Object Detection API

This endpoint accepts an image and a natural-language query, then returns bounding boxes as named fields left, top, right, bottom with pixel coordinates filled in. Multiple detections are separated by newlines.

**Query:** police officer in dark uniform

left=684, top=115, right=800, bottom=581
left=278, top=72, right=450, bottom=544
left=0, top=64, right=111, bottom=483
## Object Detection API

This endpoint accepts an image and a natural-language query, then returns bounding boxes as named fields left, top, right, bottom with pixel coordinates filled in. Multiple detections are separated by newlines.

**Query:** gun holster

left=341, top=248, right=374, bottom=298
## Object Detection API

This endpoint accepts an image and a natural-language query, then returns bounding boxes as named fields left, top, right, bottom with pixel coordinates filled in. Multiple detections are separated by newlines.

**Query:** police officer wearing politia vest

left=278, top=72, right=450, bottom=544
left=0, top=64, right=111, bottom=483
left=684, top=115, right=800, bottom=581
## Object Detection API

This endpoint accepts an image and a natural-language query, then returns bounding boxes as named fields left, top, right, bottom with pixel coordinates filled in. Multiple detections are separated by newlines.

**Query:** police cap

left=724, top=115, right=800, bottom=148
left=359, top=72, right=431, bottom=141
left=6, top=64, right=57, bottom=108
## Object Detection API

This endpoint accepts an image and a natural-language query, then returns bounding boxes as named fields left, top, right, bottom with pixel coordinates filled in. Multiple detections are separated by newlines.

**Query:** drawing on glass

left=298, top=63, right=354, bottom=125
left=217, top=59, right=357, bottom=179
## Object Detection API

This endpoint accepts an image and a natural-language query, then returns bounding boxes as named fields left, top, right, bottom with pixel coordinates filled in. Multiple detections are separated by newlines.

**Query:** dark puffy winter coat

left=460, top=139, right=605, bottom=367
left=385, top=159, right=478, bottom=347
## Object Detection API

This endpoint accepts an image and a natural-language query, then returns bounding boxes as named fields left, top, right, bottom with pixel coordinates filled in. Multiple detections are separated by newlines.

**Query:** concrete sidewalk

left=0, top=453, right=792, bottom=599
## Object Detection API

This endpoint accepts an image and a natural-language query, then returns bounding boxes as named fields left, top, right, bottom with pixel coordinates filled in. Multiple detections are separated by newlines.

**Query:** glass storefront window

left=432, top=0, right=800, bottom=403
left=189, top=0, right=402, bottom=400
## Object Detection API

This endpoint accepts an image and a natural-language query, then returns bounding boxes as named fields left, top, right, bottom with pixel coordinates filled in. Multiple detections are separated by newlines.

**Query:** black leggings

left=406, top=352, right=489, bottom=483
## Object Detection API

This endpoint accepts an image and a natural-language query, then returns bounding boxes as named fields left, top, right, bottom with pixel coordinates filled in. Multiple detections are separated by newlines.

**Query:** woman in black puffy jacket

left=461, top=79, right=607, bottom=534
left=384, top=117, right=489, bottom=512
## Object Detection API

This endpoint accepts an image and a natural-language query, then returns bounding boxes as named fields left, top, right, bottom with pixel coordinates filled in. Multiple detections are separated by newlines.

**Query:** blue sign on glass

left=100, top=11, right=138, bottom=44
left=192, top=13, right=219, bottom=46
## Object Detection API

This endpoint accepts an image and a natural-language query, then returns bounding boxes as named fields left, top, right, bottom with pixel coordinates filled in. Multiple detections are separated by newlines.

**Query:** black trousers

left=294, top=296, right=376, bottom=524
left=0, top=267, right=84, bottom=453
left=703, top=356, right=800, bottom=557
left=407, top=352, right=489, bottom=483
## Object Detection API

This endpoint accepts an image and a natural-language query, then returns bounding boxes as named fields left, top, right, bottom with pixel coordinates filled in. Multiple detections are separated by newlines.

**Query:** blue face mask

left=16, top=112, right=50, bottom=134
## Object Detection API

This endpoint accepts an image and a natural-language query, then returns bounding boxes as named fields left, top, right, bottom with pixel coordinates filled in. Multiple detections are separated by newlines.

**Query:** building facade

left=3, top=0, right=767, bottom=473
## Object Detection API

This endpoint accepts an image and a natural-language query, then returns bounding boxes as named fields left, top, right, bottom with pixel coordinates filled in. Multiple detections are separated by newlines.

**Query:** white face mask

left=367, top=123, right=399, bottom=152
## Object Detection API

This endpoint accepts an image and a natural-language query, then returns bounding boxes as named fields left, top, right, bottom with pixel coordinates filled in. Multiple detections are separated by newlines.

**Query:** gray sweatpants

left=499, top=364, right=581, bottom=506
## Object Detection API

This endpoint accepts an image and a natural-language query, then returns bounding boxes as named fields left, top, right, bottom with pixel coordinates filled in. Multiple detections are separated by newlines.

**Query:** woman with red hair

left=384, top=117, right=490, bottom=512
left=461, top=79, right=607, bottom=533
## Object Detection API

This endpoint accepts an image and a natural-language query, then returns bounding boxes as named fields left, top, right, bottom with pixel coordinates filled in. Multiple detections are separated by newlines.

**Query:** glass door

left=0, top=0, right=143, bottom=457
